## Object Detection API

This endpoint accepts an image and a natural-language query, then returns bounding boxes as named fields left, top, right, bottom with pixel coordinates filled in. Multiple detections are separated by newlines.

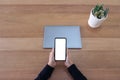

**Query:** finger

left=49, top=49, right=53, bottom=57
left=49, top=48, right=54, bottom=56
left=65, top=49, right=69, bottom=62
left=67, top=49, right=70, bottom=58
left=50, top=48, right=55, bottom=59
left=51, top=48, right=54, bottom=53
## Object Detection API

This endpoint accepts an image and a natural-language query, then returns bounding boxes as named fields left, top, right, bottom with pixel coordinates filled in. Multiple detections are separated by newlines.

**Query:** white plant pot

left=88, top=9, right=107, bottom=28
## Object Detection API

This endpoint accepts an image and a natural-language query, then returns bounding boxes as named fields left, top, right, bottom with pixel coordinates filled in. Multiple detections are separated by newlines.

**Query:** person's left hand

left=48, top=48, right=56, bottom=67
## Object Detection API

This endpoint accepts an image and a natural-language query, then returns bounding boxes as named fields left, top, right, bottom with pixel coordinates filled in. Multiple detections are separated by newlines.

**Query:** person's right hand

left=65, top=50, right=73, bottom=68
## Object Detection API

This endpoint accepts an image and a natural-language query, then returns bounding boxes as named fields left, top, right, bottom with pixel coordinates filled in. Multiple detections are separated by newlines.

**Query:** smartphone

left=54, top=37, right=67, bottom=61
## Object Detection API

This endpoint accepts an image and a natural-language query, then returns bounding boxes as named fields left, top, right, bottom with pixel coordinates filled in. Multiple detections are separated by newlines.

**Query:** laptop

left=43, top=26, right=82, bottom=48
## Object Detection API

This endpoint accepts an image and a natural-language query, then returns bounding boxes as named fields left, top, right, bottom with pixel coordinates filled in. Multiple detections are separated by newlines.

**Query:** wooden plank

left=0, top=5, right=119, bottom=37
left=0, top=51, right=49, bottom=80
left=0, top=0, right=119, bottom=5
left=70, top=51, right=120, bottom=68
left=0, top=51, right=120, bottom=69
left=83, top=69, right=120, bottom=80
left=0, top=69, right=120, bottom=80
left=0, top=13, right=120, bottom=37
left=82, top=38, right=120, bottom=50
left=0, top=38, right=43, bottom=51
left=0, top=5, right=119, bottom=14
left=0, top=38, right=120, bottom=51
left=0, top=51, right=120, bottom=80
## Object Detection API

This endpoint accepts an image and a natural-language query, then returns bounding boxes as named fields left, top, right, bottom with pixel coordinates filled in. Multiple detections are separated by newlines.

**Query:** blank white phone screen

left=55, top=39, right=66, bottom=60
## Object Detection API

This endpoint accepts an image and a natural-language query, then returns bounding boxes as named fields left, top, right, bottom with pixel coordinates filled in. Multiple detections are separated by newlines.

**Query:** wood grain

left=0, top=0, right=120, bottom=80
left=0, top=0, right=119, bottom=5
left=0, top=51, right=120, bottom=80
left=0, top=5, right=119, bottom=38
left=0, top=38, right=120, bottom=51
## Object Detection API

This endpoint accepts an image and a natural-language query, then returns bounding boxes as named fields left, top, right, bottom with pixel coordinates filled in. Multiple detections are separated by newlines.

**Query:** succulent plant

left=92, top=4, right=109, bottom=19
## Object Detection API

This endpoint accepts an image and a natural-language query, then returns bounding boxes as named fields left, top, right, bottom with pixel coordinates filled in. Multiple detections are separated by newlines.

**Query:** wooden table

left=0, top=0, right=120, bottom=80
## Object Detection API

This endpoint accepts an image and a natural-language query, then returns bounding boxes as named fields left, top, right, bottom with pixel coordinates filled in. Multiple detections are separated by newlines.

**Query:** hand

left=65, top=49, right=73, bottom=68
left=48, top=48, right=56, bottom=67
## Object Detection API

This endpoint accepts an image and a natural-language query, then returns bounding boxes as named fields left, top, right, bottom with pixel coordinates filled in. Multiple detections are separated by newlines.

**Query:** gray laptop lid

left=43, top=26, right=82, bottom=48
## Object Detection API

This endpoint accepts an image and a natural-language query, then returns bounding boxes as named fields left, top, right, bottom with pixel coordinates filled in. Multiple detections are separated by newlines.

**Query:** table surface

left=0, top=0, right=120, bottom=80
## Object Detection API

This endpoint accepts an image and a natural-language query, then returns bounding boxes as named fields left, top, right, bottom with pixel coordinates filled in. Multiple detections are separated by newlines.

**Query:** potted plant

left=88, top=4, right=109, bottom=28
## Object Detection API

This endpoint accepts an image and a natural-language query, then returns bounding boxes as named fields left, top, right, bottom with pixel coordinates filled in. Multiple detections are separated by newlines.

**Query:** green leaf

left=92, top=4, right=109, bottom=19
left=104, top=8, right=109, bottom=17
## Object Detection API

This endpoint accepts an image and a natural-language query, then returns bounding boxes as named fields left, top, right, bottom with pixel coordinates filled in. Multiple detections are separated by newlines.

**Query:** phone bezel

left=54, top=37, right=67, bottom=61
